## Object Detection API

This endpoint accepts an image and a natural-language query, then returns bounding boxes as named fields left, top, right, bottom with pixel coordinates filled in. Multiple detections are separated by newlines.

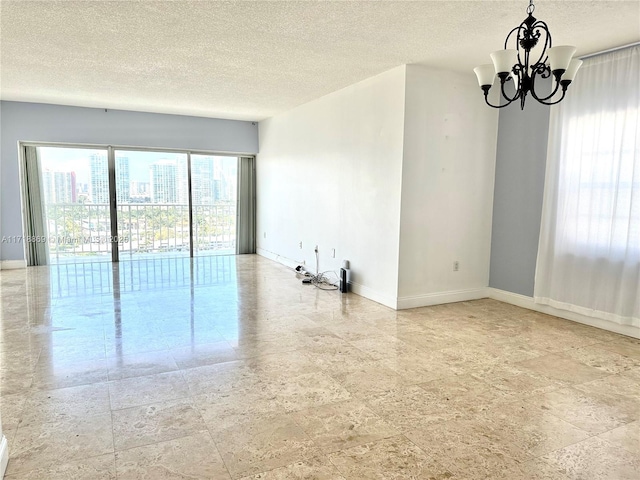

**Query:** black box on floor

left=339, top=268, right=348, bottom=293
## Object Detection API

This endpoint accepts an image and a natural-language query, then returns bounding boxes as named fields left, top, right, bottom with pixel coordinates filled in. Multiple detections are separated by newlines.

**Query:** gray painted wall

left=0, top=101, right=258, bottom=261
left=488, top=98, right=550, bottom=296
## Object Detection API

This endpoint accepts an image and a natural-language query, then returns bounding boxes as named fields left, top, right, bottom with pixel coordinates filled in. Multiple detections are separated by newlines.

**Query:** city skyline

left=39, top=148, right=237, bottom=205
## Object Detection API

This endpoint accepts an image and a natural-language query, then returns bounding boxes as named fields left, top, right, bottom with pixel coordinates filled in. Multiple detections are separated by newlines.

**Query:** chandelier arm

left=504, top=25, right=525, bottom=50
left=534, top=86, right=568, bottom=105
left=528, top=21, right=552, bottom=66
left=499, top=78, right=520, bottom=103
left=483, top=89, right=517, bottom=109
left=505, top=23, right=532, bottom=76
left=530, top=79, right=561, bottom=102
left=529, top=68, right=562, bottom=102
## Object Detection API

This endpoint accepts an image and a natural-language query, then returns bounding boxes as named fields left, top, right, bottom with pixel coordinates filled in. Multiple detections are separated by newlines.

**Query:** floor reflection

left=50, top=255, right=238, bottom=298
left=35, top=256, right=242, bottom=374
left=2, top=255, right=639, bottom=479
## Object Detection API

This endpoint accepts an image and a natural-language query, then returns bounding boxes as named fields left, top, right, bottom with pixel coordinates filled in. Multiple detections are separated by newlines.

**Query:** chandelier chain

left=527, top=0, right=535, bottom=15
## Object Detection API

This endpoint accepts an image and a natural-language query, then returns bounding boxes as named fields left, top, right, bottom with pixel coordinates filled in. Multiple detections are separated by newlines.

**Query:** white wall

left=0, top=101, right=258, bottom=264
left=257, top=66, right=407, bottom=307
left=257, top=64, right=499, bottom=309
left=397, top=65, right=498, bottom=307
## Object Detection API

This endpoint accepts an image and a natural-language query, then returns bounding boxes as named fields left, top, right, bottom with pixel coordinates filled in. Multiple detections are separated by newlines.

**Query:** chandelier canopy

left=474, top=0, right=582, bottom=110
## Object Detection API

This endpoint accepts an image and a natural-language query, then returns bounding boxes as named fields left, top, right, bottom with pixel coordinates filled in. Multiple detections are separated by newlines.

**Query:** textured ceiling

left=1, top=1, right=638, bottom=121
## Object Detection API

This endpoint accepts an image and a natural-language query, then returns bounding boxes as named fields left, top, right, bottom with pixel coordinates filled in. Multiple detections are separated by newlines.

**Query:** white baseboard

left=348, top=281, right=397, bottom=309
left=256, top=248, right=304, bottom=271
left=0, top=434, right=8, bottom=479
left=257, top=249, right=398, bottom=309
left=0, top=260, right=26, bottom=270
left=487, top=288, right=536, bottom=309
left=488, top=287, right=640, bottom=339
left=397, top=288, right=488, bottom=310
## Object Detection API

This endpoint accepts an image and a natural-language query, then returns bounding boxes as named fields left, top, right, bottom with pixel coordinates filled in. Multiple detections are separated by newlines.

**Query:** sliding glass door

left=191, top=155, right=237, bottom=256
left=39, top=146, right=113, bottom=263
left=115, top=150, right=190, bottom=260
left=32, top=145, right=248, bottom=264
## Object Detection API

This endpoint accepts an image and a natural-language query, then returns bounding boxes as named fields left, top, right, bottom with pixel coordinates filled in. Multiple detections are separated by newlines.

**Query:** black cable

left=293, top=251, right=339, bottom=290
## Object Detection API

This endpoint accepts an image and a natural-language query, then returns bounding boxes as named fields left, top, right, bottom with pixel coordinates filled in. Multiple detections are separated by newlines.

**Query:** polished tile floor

left=1, top=255, right=639, bottom=479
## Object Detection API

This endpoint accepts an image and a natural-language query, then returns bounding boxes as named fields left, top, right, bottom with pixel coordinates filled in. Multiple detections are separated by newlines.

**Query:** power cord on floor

left=294, top=248, right=339, bottom=290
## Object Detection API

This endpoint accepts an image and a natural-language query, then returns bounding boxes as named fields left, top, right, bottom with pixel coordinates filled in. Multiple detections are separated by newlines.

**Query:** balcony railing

left=45, top=203, right=236, bottom=262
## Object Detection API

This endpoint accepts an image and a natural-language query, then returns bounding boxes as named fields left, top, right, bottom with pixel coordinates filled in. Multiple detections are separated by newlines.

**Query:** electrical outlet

left=314, top=245, right=318, bottom=253
left=332, top=248, right=336, bottom=258
left=299, top=241, right=303, bottom=249
left=453, top=261, right=460, bottom=272
left=263, top=232, right=266, bottom=239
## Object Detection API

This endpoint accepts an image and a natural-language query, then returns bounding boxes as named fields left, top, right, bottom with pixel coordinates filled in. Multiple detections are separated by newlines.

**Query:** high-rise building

left=115, top=156, right=130, bottom=204
left=89, top=154, right=130, bottom=204
left=191, top=157, right=216, bottom=205
left=175, top=157, right=189, bottom=204
left=129, top=180, right=151, bottom=203
left=43, top=170, right=76, bottom=203
left=130, top=180, right=150, bottom=195
left=150, top=161, right=177, bottom=203
left=219, top=160, right=237, bottom=202
left=90, top=153, right=109, bottom=204
left=213, top=179, right=222, bottom=202
left=43, top=170, right=55, bottom=204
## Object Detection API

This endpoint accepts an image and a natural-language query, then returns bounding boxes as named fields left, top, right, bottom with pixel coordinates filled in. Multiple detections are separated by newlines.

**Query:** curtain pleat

left=236, top=156, right=256, bottom=254
left=20, top=146, right=50, bottom=266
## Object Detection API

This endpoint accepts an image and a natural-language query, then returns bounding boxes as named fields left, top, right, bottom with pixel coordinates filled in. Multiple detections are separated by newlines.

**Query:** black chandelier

left=474, top=0, right=582, bottom=110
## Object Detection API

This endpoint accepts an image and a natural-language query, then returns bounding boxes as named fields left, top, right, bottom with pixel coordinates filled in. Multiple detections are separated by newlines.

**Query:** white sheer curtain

left=535, top=45, right=640, bottom=327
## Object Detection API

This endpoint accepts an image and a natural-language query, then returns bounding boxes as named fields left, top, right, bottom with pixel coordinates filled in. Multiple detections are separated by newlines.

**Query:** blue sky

left=38, top=147, right=234, bottom=184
